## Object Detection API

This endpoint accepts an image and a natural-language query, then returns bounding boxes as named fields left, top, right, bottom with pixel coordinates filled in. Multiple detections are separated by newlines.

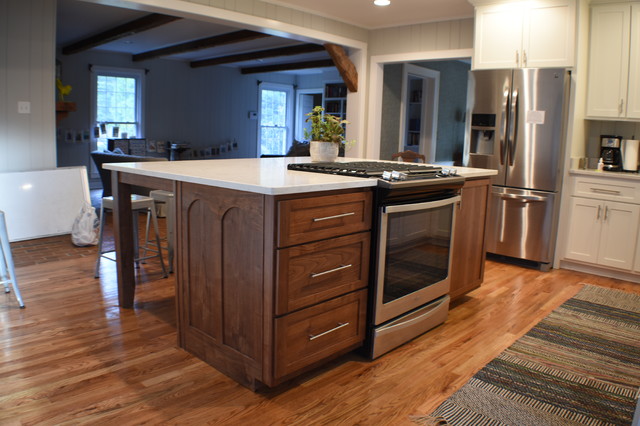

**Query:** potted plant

left=304, top=106, right=351, bottom=162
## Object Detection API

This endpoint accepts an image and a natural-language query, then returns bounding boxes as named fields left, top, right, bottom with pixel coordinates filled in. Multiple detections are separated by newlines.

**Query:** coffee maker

left=600, top=135, right=623, bottom=171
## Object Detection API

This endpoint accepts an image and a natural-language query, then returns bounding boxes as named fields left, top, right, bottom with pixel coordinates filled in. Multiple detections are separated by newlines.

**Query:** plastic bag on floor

left=71, top=203, right=99, bottom=246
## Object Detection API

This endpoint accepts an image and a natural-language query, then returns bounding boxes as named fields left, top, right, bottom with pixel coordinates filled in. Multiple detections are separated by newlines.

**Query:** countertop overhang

left=104, top=157, right=497, bottom=195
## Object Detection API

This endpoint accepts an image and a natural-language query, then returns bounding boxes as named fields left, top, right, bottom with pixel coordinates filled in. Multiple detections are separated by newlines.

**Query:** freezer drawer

left=486, top=187, right=558, bottom=265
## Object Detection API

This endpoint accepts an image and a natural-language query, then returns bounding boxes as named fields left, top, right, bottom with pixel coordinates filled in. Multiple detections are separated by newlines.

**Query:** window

left=258, top=83, right=293, bottom=156
left=90, top=66, right=145, bottom=152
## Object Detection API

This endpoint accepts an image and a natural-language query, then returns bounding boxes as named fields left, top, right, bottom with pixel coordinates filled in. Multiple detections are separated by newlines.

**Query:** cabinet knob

left=515, top=50, right=520, bottom=66
left=523, top=50, right=527, bottom=67
left=620, top=99, right=625, bottom=115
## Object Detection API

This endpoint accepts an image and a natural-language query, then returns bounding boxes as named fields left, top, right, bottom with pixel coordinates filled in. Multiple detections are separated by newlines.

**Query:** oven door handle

left=383, top=195, right=461, bottom=214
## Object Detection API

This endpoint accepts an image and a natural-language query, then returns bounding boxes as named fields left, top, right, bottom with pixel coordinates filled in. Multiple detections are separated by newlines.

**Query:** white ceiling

left=262, top=0, right=474, bottom=29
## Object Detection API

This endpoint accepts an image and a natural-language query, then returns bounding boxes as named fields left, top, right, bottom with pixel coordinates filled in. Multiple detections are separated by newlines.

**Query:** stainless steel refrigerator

left=463, top=68, right=570, bottom=270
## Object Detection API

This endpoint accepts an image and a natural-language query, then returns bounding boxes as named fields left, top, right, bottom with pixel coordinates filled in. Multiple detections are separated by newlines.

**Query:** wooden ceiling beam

left=324, top=43, right=358, bottom=93
left=191, top=43, right=326, bottom=68
left=62, top=13, right=181, bottom=55
left=132, top=30, right=271, bottom=62
left=241, top=59, right=335, bottom=74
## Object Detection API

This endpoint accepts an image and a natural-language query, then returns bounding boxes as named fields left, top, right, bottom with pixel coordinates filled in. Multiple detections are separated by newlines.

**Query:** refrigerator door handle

left=500, top=90, right=510, bottom=165
left=508, top=89, right=519, bottom=166
left=499, top=193, right=546, bottom=203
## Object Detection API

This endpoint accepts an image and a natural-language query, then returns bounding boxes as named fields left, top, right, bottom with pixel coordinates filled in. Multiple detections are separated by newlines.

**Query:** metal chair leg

left=0, top=211, right=25, bottom=308
left=149, top=206, right=167, bottom=278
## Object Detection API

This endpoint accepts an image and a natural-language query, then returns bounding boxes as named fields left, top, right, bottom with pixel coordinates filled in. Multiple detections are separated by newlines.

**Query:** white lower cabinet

left=566, top=197, right=639, bottom=269
left=565, top=176, right=640, bottom=271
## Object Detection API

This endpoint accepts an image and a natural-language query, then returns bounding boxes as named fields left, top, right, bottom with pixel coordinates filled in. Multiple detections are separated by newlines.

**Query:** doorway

left=296, top=89, right=323, bottom=142
left=399, top=64, right=439, bottom=161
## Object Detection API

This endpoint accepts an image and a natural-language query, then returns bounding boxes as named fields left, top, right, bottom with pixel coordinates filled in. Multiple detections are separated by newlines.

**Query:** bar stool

left=0, top=210, right=25, bottom=308
left=94, top=195, right=167, bottom=279
left=148, top=190, right=175, bottom=273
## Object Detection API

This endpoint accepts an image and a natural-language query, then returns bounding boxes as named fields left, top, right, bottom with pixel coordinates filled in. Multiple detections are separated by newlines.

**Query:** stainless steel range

left=288, top=161, right=464, bottom=358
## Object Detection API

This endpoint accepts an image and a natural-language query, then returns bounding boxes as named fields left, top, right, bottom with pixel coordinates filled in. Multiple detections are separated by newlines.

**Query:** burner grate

left=287, top=161, right=442, bottom=178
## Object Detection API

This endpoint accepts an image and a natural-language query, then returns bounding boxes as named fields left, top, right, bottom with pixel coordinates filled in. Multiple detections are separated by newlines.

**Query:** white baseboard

left=559, top=259, right=640, bottom=284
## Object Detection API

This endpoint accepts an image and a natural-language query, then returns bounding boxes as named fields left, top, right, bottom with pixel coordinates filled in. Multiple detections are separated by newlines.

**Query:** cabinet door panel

left=177, top=183, right=265, bottom=385
left=627, top=5, right=640, bottom=119
left=586, top=4, right=631, bottom=118
left=474, top=3, right=523, bottom=69
left=633, top=220, right=640, bottom=273
left=598, top=201, right=640, bottom=270
left=523, top=0, right=575, bottom=68
left=450, top=178, right=489, bottom=300
left=564, top=197, right=601, bottom=263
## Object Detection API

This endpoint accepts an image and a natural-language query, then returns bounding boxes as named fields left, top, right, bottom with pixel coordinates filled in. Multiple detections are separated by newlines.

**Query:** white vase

left=310, top=141, right=339, bottom=162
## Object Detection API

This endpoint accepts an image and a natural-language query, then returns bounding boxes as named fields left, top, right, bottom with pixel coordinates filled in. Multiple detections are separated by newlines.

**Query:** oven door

left=374, top=195, right=460, bottom=325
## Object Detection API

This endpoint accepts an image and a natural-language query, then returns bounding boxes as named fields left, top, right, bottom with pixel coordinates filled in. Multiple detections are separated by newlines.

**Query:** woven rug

left=412, top=285, right=640, bottom=426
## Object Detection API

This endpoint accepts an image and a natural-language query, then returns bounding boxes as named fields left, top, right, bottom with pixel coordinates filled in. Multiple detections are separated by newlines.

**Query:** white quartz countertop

left=103, top=157, right=497, bottom=195
left=569, top=168, right=640, bottom=181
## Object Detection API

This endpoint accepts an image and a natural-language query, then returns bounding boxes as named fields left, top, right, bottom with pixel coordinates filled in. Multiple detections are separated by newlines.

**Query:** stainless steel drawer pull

left=590, top=187, right=621, bottom=195
left=313, top=212, right=355, bottom=222
left=311, top=264, right=352, bottom=278
left=309, top=322, right=349, bottom=341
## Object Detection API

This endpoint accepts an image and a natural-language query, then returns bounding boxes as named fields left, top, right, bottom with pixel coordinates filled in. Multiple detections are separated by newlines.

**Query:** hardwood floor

left=1, top=254, right=638, bottom=424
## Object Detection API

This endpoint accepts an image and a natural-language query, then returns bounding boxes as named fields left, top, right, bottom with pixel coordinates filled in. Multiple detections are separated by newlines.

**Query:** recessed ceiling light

left=374, top=0, right=390, bottom=5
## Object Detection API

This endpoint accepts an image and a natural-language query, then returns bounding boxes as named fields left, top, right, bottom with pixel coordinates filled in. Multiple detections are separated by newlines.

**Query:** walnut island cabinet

left=177, top=181, right=371, bottom=389
left=103, top=158, right=496, bottom=390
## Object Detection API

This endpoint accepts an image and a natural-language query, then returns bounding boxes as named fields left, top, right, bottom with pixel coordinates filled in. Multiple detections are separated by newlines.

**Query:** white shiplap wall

left=0, top=0, right=56, bottom=173
left=184, top=0, right=368, bottom=42
left=369, top=18, right=475, bottom=56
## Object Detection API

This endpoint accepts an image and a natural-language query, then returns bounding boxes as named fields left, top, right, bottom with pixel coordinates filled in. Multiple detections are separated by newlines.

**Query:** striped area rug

left=412, top=285, right=640, bottom=426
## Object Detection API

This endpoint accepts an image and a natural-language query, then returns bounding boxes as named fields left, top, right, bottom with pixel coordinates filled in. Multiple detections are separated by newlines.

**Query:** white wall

left=0, top=0, right=56, bottom=173
left=369, top=18, right=474, bottom=56
left=56, top=50, right=300, bottom=167
left=184, top=0, right=368, bottom=43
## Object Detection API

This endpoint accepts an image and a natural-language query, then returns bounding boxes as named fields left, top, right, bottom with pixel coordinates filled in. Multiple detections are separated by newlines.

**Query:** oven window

left=382, top=204, right=453, bottom=304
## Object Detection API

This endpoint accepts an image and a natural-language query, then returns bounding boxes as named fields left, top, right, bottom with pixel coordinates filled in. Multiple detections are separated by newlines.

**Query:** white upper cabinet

left=586, top=4, right=640, bottom=120
left=627, top=4, right=640, bottom=119
left=586, top=4, right=632, bottom=118
left=473, top=0, right=576, bottom=70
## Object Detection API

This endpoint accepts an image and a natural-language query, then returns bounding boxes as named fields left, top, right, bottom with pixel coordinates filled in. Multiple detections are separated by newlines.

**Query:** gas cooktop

left=287, top=161, right=464, bottom=188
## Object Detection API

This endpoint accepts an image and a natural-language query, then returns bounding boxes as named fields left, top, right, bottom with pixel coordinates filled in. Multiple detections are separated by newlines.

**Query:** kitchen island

left=104, top=157, right=495, bottom=389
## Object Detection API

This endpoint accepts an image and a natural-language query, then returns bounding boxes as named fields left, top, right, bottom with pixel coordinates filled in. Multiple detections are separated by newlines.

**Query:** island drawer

left=277, top=191, right=372, bottom=247
left=273, top=289, right=367, bottom=379
left=275, top=232, right=370, bottom=315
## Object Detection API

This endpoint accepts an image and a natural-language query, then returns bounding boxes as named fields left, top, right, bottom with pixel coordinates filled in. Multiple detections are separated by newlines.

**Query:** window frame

left=89, top=65, right=145, bottom=151
left=257, top=82, right=294, bottom=157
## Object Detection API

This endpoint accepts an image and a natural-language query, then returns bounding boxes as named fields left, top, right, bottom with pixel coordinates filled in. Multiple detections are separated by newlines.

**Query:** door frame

left=399, top=64, right=440, bottom=162
left=295, top=88, right=323, bottom=142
